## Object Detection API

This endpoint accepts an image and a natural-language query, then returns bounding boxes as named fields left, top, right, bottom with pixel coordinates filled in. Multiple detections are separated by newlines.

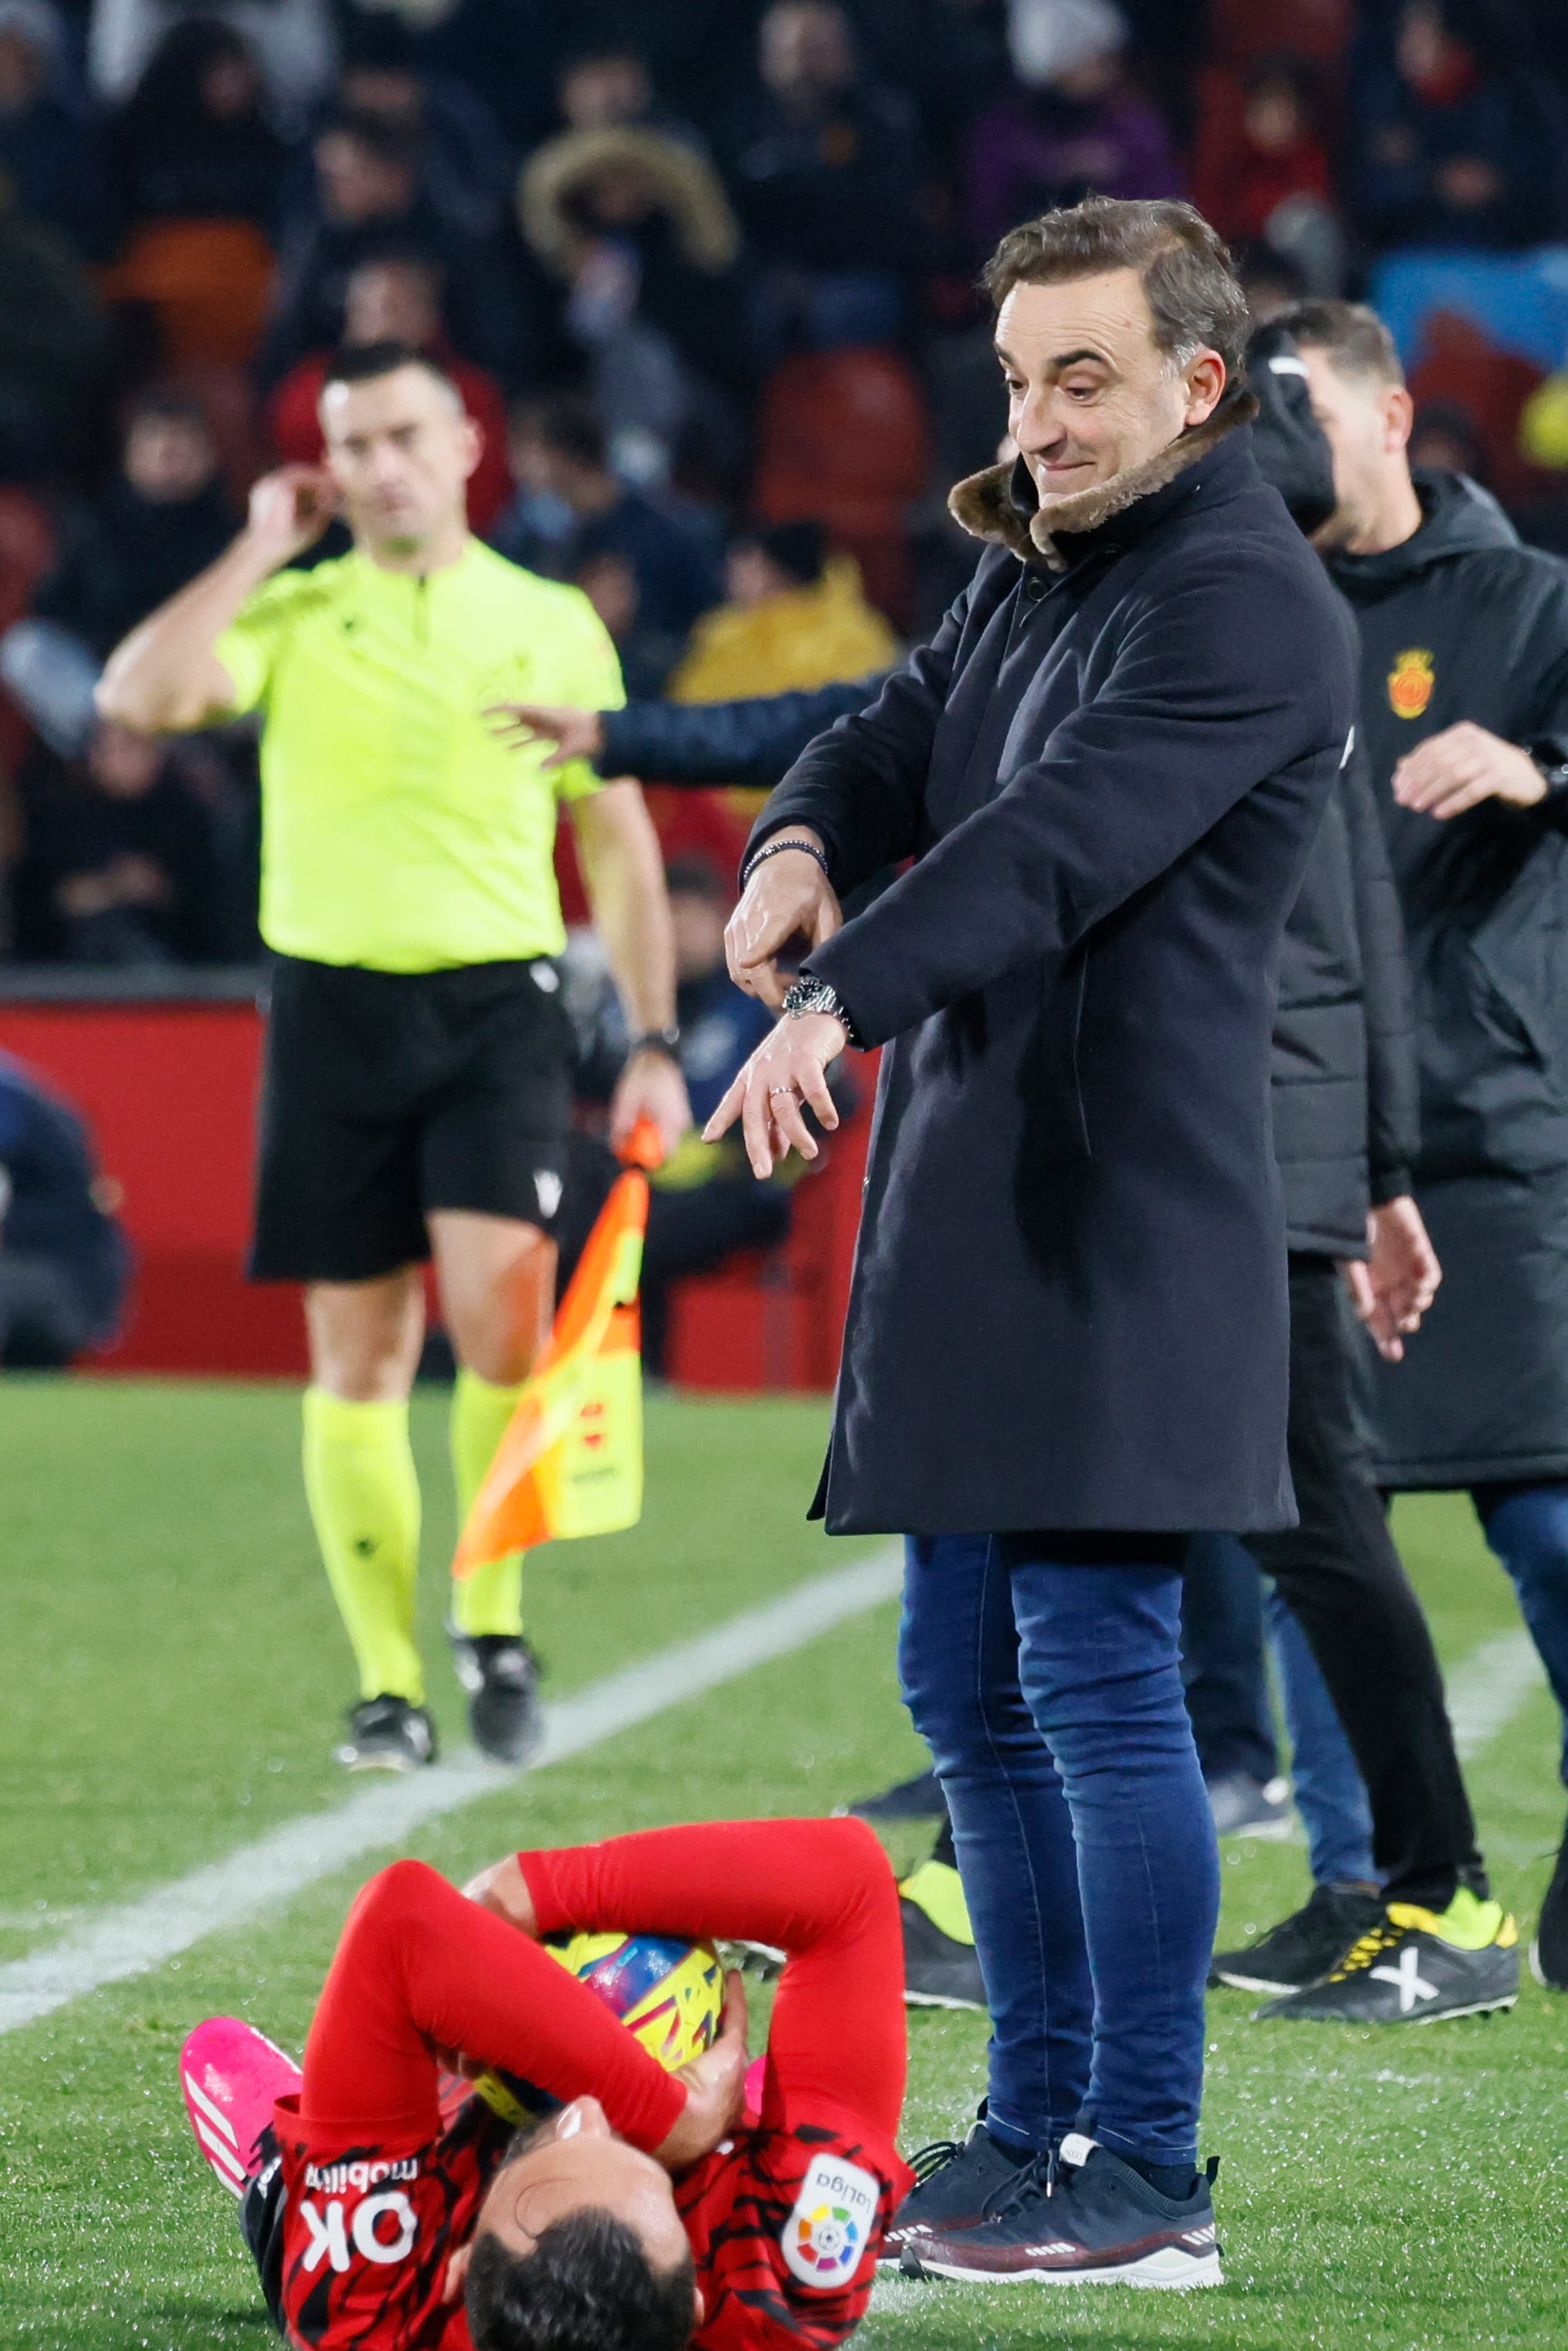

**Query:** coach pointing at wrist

left=708, top=199, right=1355, bottom=2283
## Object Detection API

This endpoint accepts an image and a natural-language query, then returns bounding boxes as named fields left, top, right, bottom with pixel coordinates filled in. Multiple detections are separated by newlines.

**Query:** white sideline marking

left=0, top=1545, right=904, bottom=2039
left=1445, top=1629, right=1546, bottom=1759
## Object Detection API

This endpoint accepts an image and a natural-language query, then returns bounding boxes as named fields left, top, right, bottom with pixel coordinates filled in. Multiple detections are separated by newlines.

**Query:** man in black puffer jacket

left=1285, top=296, right=1568, bottom=2000
left=492, top=326, right=1509, bottom=2028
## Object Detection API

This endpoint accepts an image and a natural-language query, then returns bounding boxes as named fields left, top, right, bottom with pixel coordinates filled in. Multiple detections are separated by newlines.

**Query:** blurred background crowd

left=6, top=0, right=1568, bottom=1382
left=6, top=0, right=1568, bottom=977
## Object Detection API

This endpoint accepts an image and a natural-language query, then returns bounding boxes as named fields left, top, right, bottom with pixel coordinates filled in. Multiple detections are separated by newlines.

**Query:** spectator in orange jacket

left=267, top=247, right=512, bottom=533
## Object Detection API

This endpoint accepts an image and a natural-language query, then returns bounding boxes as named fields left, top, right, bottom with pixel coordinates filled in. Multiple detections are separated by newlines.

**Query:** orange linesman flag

left=453, top=1118, right=662, bottom=1576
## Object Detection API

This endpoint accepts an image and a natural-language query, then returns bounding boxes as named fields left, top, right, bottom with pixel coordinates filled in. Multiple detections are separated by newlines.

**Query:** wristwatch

left=628, top=1027, right=681, bottom=1061
left=1528, top=741, right=1568, bottom=795
left=781, top=976, right=865, bottom=1050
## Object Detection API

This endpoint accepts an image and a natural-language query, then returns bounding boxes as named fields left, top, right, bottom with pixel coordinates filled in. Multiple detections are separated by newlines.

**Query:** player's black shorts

left=251, top=954, right=573, bottom=1284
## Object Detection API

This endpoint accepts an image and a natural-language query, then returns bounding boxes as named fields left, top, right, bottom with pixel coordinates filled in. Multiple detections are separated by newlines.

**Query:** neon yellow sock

left=1388, top=1889, right=1513, bottom=1951
left=302, top=1389, right=423, bottom=1703
left=449, top=1367, right=526, bottom=1637
left=899, top=1859, right=975, bottom=1946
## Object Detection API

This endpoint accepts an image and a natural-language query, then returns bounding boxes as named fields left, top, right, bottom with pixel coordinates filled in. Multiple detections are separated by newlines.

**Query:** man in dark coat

left=1285, top=298, right=1568, bottom=1999
left=705, top=197, right=1355, bottom=2291
left=490, top=335, right=1515, bottom=2031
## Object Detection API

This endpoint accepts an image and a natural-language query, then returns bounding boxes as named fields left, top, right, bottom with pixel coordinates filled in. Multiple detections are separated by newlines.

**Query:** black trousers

left=1246, top=1254, right=1485, bottom=1909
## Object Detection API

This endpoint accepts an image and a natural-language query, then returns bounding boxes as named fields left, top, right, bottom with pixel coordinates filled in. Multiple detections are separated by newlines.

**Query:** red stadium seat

left=1408, top=309, right=1547, bottom=509
left=752, top=348, right=932, bottom=629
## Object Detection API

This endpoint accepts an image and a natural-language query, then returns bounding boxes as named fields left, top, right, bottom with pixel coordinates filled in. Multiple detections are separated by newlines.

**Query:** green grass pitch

left=3, top=1379, right=1567, bottom=2348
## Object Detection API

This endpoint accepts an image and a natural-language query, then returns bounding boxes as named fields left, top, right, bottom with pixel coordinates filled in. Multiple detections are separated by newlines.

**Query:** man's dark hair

left=982, top=196, right=1250, bottom=385
left=1272, top=298, right=1405, bottom=389
left=514, top=395, right=609, bottom=473
left=466, top=2211, right=695, bottom=2351
left=321, top=341, right=461, bottom=403
left=738, top=518, right=826, bottom=587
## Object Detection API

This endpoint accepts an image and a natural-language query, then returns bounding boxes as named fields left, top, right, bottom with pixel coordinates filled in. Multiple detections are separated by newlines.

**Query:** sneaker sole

left=1254, top=1991, right=1519, bottom=2026
left=1210, top=1968, right=1311, bottom=1996
left=903, top=1986, right=987, bottom=2011
left=914, top=2247, right=1223, bottom=2290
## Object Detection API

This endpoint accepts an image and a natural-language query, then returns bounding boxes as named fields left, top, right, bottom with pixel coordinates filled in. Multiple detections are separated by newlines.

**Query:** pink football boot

left=180, top=2017, right=301, bottom=2198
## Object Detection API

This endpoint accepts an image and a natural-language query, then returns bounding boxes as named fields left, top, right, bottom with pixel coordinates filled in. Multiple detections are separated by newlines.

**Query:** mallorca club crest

left=781, top=2153, right=880, bottom=2291
left=1388, top=647, right=1435, bottom=719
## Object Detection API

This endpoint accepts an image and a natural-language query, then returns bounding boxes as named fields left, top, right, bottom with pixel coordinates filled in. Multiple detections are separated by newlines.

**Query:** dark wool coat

left=1331, top=473, right=1568, bottom=1486
left=755, top=402, right=1356, bottom=1536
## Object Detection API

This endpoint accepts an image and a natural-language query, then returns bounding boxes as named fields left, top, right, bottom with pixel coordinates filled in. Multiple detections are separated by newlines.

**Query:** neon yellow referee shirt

left=215, top=540, right=625, bottom=972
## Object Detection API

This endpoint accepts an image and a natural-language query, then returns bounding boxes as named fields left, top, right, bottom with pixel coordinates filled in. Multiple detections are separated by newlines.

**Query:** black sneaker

left=838, top=1769, right=944, bottom=1825
left=906, top=2134, right=1222, bottom=2289
left=1530, top=1816, right=1568, bottom=1990
left=334, top=1695, right=438, bottom=1773
left=1253, top=1893, right=1519, bottom=2024
left=880, top=2119, right=1028, bottom=2265
left=902, top=1898, right=987, bottom=2011
left=448, top=1631, right=544, bottom=1765
left=1210, top=1882, right=1385, bottom=1995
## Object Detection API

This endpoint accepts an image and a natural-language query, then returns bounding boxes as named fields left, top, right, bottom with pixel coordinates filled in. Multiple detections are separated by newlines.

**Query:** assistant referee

left=99, top=341, right=688, bottom=1774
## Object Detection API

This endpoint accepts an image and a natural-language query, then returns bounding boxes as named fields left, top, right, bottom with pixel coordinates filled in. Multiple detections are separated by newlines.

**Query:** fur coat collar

left=948, top=383, right=1259, bottom=572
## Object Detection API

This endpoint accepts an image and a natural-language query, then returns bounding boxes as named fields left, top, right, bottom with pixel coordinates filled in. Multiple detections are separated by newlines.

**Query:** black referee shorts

left=251, top=954, right=573, bottom=1284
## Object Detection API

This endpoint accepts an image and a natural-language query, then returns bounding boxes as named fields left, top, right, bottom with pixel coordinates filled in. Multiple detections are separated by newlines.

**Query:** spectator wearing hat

left=668, top=521, right=900, bottom=708
left=0, top=0, right=108, bottom=254
left=518, top=106, right=752, bottom=472
left=268, top=250, right=512, bottom=533
left=965, top=0, right=1181, bottom=266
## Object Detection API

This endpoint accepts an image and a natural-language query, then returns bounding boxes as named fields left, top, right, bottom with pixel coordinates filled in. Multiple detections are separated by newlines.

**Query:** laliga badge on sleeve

left=781, top=2152, right=880, bottom=2291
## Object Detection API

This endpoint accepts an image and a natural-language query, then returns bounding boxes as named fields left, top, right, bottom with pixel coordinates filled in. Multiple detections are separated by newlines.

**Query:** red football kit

left=259, top=1817, right=912, bottom=2351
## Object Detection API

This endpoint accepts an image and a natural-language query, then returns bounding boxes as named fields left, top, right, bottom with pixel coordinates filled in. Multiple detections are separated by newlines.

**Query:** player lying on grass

left=180, top=1815, right=912, bottom=2350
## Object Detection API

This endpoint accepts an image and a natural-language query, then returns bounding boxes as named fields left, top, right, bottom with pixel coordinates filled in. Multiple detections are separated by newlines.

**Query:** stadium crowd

left=7, top=0, right=1568, bottom=967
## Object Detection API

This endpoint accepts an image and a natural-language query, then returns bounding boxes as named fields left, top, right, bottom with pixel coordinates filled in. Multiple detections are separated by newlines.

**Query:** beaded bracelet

left=740, top=835, right=832, bottom=890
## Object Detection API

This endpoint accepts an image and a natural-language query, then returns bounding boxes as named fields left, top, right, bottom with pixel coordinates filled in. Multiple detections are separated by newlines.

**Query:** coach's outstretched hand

left=654, top=1970, right=751, bottom=2174
left=725, top=836, right=842, bottom=1011
left=484, top=701, right=606, bottom=772
left=704, top=1011, right=845, bottom=1179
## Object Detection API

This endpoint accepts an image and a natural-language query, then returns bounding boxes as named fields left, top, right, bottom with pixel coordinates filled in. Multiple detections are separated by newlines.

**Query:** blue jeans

left=900, top=1533, right=1218, bottom=2171
left=1267, top=1588, right=1377, bottom=1886
left=1475, top=1482, right=1568, bottom=1787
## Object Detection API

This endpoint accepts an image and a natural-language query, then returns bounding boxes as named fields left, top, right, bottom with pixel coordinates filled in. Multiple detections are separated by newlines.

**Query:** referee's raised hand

left=245, top=465, right=341, bottom=567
